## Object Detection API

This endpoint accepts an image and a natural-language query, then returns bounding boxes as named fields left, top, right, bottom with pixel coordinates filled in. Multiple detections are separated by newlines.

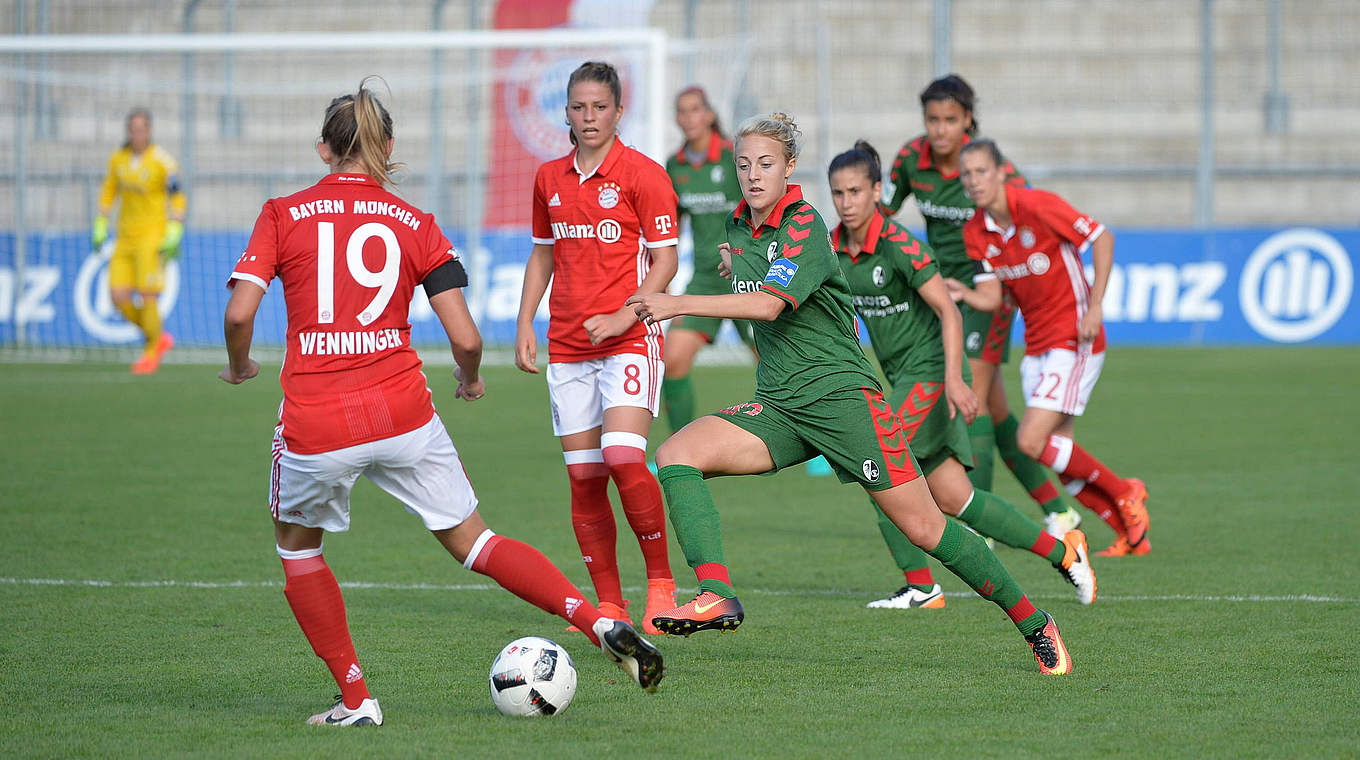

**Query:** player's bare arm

left=1080, top=230, right=1114, bottom=344
left=920, top=273, right=979, bottom=423
left=944, top=275, right=1002, bottom=312
left=219, top=280, right=263, bottom=384
left=584, top=243, right=678, bottom=345
left=514, top=243, right=554, bottom=373
left=628, top=289, right=784, bottom=325
left=429, top=288, right=485, bottom=401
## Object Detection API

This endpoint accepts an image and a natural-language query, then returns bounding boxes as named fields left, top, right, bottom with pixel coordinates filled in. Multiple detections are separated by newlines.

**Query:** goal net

left=0, top=29, right=677, bottom=363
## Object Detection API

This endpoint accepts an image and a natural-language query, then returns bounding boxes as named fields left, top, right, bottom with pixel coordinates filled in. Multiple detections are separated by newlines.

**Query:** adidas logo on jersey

left=565, top=596, right=583, bottom=616
left=345, top=663, right=364, bottom=684
left=548, top=192, right=561, bottom=207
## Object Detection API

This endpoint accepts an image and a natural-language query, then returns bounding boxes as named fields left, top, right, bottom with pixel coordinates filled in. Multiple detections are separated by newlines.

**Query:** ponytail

left=321, top=76, right=403, bottom=185
left=828, top=139, right=882, bottom=185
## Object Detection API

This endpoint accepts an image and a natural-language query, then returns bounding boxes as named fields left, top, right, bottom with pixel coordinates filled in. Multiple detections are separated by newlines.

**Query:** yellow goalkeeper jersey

left=99, top=144, right=186, bottom=239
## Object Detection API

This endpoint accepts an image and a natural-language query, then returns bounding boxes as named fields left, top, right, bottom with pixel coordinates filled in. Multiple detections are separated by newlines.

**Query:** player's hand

left=218, top=359, right=259, bottom=385
left=1078, top=303, right=1102, bottom=344
left=91, top=215, right=109, bottom=252
left=514, top=325, right=539, bottom=374
left=454, top=366, right=486, bottom=401
left=583, top=307, right=634, bottom=346
left=942, top=278, right=969, bottom=303
left=945, top=375, right=979, bottom=424
left=717, top=243, right=734, bottom=279
left=627, top=293, right=680, bottom=326
left=160, top=220, right=184, bottom=260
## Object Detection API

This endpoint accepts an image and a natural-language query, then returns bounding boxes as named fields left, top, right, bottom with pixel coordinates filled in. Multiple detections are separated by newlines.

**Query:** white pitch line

left=2, top=577, right=1357, bottom=604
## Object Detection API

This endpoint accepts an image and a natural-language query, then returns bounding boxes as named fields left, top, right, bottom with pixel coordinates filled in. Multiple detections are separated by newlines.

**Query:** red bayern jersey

left=531, top=138, right=678, bottom=363
left=229, top=173, right=456, bottom=454
left=963, top=185, right=1107, bottom=355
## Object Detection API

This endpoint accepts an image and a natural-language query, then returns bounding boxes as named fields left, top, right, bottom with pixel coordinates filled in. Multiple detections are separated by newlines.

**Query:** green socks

left=873, top=501, right=934, bottom=591
left=661, top=376, right=696, bottom=432
left=994, top=412, right=1067, bottom=515
left=927, top=520, right=1046, bottom=635
left=657, top=464, right=735, bottom=597
left=956, top=489, right=1066, bottom=565
left=966, top=415, right=996, bottom=491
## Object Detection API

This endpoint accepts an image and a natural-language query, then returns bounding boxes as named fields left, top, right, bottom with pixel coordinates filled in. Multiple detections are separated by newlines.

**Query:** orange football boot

left=650, top=590, right=744, bottom=636
left=1025, top=610, right=1072, bottom=675
left=130, top=333, right=174, bottom=375
left=642, top=578, right=677, bottom=635
left=1114, top=477, right=1151, bottom=552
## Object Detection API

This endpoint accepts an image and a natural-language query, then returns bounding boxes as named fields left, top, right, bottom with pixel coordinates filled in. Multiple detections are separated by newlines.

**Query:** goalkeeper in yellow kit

left=93, top=108, right=185, bottom=374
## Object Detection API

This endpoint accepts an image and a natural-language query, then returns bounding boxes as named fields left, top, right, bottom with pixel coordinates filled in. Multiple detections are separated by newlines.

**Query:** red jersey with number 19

left=963, top=185, right=1107, bottom=356
left=532, top=138, right=678, bottom=363
left=229, top=173, right=456, bottom=454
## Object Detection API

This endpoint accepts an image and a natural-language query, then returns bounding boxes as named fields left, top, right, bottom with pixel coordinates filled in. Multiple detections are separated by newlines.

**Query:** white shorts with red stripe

left=546, top=352, right=663, bottom=437
left=1019, top=347, right=1106, bottom=416
left=270, top=413, right=478, bottom=532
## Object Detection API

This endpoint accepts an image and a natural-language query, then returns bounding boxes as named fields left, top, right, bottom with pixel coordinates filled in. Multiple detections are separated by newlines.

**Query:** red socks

left=465, top=530, right=605, bottom=647
left=279, top=546, right=370, bottom=710
left=1060, top=474, right=1127, bottom=535
left=566, top=450, right=624, bottom=608
left=602, top=433, right=672, bottom=582
left=1039, top=435, right=1130, bottom=502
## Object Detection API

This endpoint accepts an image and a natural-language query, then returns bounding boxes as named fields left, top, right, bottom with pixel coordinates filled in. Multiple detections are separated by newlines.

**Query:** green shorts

left=711, top=386, right=921, bottom=492
left=673, top=277, right=756, bottom=347
left=961, top=302, right=1014, bottom=364
left=888, top=375, right=974, bottom=476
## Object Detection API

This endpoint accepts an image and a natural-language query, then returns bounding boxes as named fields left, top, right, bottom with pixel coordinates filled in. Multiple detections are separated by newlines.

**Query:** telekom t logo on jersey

left=654, top=215, right=674, bottom=235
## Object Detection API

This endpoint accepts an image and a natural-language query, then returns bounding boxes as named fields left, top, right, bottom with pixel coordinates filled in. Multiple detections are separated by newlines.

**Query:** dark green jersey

left=884, top=134, right=1026, bottom=281
left=666, top=134, right=743, bottom=295
left=725, top=185, right=880, bottom=406
left=834, top=209, right=962, bottom=383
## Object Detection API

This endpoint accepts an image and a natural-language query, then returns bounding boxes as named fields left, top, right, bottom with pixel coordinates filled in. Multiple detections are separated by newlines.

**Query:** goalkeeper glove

left=91, top=215, right=109, bottom=251
left=160, top=220, right=184, bottom=260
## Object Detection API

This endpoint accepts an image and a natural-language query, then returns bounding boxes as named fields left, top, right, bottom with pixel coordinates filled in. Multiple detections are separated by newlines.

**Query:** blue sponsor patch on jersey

left=764, top=259, right=799, bottom=287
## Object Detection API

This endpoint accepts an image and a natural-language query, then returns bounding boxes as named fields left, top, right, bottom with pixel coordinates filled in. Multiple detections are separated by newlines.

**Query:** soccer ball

left=489, top=637, right=577, bottom=717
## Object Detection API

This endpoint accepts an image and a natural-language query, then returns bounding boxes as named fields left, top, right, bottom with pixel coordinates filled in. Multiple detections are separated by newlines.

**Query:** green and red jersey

left=884, top=134, right=1026, bottom=281
left=666, top=131, right=743, bottom=295
left=833, top=207, right=966, bottom=384
left=725, top=184, right=880, bottom=406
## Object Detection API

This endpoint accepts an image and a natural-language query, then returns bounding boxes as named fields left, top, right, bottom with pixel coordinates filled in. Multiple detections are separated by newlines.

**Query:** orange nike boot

left=650, top=590, right=744, bottom=636
left=642, top=578, right=677, bottom=635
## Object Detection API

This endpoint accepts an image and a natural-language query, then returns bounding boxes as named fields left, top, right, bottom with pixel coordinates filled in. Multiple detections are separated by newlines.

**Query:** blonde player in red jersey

left=515, top=62, right=679, bottom=634
left=219, top=80, right=663, bottom=726
left=955, top=138, right=1150, bottom=557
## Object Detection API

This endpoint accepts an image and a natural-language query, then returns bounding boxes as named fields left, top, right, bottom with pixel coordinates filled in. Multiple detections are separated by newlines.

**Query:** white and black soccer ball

left=489, top=637, right=577, bottom=717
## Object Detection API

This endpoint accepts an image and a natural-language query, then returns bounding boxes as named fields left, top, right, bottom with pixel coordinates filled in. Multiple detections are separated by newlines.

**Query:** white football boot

left=1044, top=507, right=1083, bottom=539
left=307, top=696, right=383, bottom=726
left=866, top=583, right=946, bottom=609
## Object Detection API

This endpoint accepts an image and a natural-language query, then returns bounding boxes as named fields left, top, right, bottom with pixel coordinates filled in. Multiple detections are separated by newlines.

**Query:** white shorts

left=1020, top=348, right=1106, bottom=416
left=546, top=353, right=663, bottom=436
left=270, top=413, right=478, bottom=532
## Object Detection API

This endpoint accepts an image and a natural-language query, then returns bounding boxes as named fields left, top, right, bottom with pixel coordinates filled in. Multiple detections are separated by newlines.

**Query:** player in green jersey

left=830, top=140, right=1095, bottom=607
left=628, top=113, right=1072, bottom=675
left=885, top=75, right=1082, bottom=538
left=661, top=86, right=753, bottom=431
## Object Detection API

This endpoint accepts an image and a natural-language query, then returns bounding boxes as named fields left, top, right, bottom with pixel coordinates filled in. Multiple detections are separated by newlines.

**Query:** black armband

left=423, top=258, right=469, bottom=297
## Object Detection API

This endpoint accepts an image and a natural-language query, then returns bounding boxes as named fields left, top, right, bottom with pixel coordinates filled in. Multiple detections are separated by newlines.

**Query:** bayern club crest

left=1027, top=252, right=1051, bottom=275
left=598, top=182, right=620, bottom=209
left=1019, top=227, right=1037, bottom=249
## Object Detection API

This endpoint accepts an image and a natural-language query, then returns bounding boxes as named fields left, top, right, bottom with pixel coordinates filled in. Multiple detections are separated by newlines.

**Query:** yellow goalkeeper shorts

left=109, top=233, right=165, bottom=293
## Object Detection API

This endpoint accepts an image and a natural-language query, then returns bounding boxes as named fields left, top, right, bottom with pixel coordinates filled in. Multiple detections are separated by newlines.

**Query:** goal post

left=0, top=29, right=669, bottom=362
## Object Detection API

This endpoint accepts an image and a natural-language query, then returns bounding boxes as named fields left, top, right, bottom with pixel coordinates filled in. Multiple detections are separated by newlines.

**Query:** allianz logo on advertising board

left=1094, top=228, right=1352, bottom=343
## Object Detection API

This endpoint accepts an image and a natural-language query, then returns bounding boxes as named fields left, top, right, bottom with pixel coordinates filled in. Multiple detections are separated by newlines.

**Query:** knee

left=655, top=436, right=699, bottom=470
left=110, top=289, right=133, bottom=306
left=1017, top=430, right=1048, bottom=460
left=601, top=432, right=648, bottom=471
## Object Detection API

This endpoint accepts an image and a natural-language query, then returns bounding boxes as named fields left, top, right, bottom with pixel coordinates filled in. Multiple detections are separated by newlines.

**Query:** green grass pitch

left=2, top=348, right=1358, bottom=758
